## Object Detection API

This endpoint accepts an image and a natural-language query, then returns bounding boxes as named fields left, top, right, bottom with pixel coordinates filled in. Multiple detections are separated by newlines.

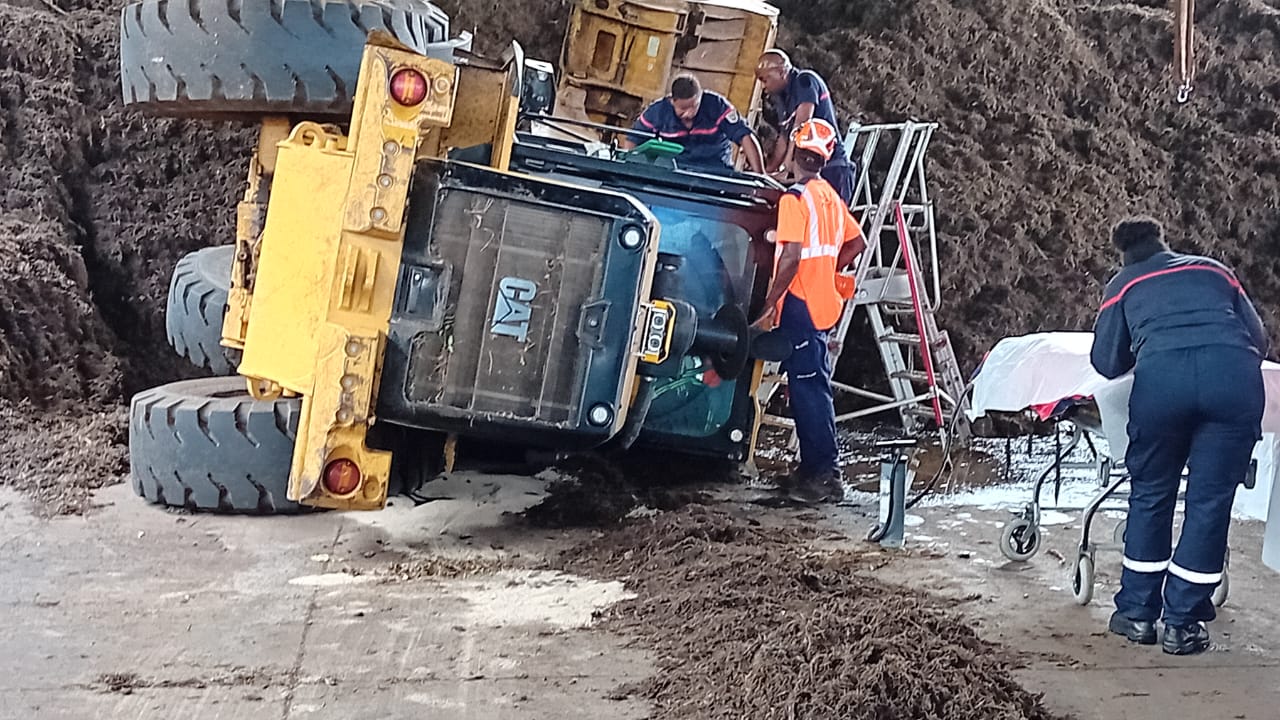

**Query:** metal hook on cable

left=1174, top=0, right=1196, bottom=103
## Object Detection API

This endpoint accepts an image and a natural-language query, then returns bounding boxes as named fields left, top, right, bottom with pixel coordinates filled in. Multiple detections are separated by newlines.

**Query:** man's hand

left=752, top=308, right=776, bottom=331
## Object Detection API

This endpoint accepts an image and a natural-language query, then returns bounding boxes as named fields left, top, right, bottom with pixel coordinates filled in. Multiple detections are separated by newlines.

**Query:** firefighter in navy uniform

left=754, top=49, right=857, bottom=206
left=1091, top=217, right=1269, bottom=656
left=622, top=74, right=765, bottom=175
left=755, top=119, right=865, bottom=504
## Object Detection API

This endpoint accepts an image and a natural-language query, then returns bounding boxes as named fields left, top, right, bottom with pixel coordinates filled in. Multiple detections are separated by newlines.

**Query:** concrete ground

left=3, top=471, right=1279, bottom=720
left=0, top=477, right=649, bottom=720
left=822, top=498, right=1280, bottom=720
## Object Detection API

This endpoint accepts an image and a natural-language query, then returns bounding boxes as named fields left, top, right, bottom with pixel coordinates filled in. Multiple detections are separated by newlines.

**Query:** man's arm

left=715, top=97, right=765, bottom=174
left=1090, top=290, right=1136, bottom=379
left=837, top=210, right=866, bottom=269
left=622, top=105, right=659, bottom=151
left=778, top=102, right=817, bottom=174
left=756, top=193, right=806, bottom=325
left=837, top=227, right=866, bottom=270
left=758, top=242, right=802, bottom=325
left=739, top=134, right=766, bottom=174
left=1235, top=288, right=1271, bottom=357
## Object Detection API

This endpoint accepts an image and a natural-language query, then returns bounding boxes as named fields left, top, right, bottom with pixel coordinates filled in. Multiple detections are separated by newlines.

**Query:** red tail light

left=389, top=69, right=429, bottom=106
left=323, top=459, right=361, bottom=496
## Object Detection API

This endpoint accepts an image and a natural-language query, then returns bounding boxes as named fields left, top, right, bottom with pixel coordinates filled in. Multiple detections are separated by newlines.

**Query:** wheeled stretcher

left=969, top=333, right=1279, bottom=605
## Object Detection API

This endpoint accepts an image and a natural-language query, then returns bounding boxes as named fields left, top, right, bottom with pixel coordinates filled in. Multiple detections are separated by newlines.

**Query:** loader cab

left=501, top=132, right=783, bottom=461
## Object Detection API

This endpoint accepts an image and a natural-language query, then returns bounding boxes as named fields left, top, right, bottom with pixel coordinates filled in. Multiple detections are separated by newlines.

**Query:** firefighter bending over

left=755, top=119, right=865, bottom=504
left=1092, top=217, right=1269, bottom=656
left=622, top=74, right=765, bottom=175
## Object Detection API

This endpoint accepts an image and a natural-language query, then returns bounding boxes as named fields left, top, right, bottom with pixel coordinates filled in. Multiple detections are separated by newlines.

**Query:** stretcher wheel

left=1000, top=518, right=1041, bottom=562
left=1212, top=548, right=1230, bottom=608
left=1112, top=519, right=1128, bottom=545
left=1072, top=554, right=1095, bottom=606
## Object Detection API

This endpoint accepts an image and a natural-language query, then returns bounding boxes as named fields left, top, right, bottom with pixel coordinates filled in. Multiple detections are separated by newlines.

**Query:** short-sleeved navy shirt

left=628, top=91, right=752, bottom=172
left=771, top=69, right=849, bottom=166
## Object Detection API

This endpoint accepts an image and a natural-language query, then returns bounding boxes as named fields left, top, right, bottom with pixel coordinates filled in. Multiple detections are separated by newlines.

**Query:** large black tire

left=120, top=0, right=450, bottom=117
left=129, top=377, right=305, bottom=514
left=166, top=245, right=237, bottom=375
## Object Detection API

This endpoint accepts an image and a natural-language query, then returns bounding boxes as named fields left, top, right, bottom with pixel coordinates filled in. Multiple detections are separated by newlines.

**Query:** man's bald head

left=755, top=49, right=792, bottom=93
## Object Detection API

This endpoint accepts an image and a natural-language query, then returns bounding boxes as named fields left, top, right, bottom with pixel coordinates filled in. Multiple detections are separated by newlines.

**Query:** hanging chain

left=1174, top=0, right=1196, bottom=103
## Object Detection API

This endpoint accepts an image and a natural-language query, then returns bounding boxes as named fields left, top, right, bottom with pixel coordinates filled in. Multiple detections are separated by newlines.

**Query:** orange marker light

left=389, top=69, right=429, bottom=106
left=323, top=459, right=362, bottom=496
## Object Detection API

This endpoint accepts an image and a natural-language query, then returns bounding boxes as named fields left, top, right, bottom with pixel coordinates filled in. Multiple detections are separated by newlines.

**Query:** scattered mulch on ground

left=524, top=452, right=725, bottom=528
left=94, top=666, right=290, bottom=694
left=0, top=400, right=127, bottom=516
left=379, top=556, right=509, bottom=581
left=560, top=504, right=1069, bottom=720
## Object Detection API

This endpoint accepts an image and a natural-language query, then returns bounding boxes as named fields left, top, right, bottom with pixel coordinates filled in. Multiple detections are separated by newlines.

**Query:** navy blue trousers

left=779, top=294, right=838, bottom=478
left=1117, top=346, right=1263, bottom=627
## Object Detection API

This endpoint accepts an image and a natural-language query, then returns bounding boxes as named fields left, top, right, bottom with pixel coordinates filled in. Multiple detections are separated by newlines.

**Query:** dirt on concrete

left=524, top=452, right=725, bottom=528
left=560, top=504, right=1067, bottom=720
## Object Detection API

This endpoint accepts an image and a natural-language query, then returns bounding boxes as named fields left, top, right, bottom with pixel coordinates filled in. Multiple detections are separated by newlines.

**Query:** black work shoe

left=1108, top=612, right=1157, bottom=645
left=1163, top=622, right=1211, bottom=656
left=820, top=472, right=844, bottom=504
left=787, top=472, right=842, bottom=505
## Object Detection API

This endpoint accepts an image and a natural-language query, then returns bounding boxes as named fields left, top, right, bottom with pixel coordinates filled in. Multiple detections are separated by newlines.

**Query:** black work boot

left=787, top=471, right=842, bottom=505
left=1163, top=622, right=1211, bottom=656
left=1108, top=611, right=1157, bottom=645
left=820, top=471, right=844, bottom=504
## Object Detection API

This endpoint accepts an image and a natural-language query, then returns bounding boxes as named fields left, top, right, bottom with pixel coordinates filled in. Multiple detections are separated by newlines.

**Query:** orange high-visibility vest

left=774, top=177, right=862, bottom=330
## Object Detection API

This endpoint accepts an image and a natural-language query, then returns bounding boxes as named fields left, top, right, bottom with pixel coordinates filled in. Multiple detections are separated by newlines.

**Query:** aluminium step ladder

left=758, top=121, right=970, bottom=445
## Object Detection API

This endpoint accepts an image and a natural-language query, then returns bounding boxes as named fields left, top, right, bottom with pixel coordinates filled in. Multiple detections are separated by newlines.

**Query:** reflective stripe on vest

left=800, top=188, right=841, bottom=260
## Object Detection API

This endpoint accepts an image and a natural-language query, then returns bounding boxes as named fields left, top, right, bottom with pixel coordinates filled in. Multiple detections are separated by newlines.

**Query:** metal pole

left=1174, top=0, right=1195, bottom=102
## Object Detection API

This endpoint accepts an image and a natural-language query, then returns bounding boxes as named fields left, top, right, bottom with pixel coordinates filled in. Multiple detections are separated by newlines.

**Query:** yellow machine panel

left=557, top=0, right=777, bottom=130
left=238, top=38, right=465, bottom=510
left=237, top=127, right=350, bottom=393
left=672, top=0, right=778, bottom=126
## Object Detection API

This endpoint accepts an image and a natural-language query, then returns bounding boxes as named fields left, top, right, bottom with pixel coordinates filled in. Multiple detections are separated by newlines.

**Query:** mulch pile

left=560, top=504, right=1069, bottom=720
left=0, top=400, right=127, bottom=516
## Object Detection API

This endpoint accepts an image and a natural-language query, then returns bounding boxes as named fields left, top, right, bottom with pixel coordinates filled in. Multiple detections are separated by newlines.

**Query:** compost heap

left=3, top=0, right=1280, bottom=483
left=559, top=504, right=1067, bottom=720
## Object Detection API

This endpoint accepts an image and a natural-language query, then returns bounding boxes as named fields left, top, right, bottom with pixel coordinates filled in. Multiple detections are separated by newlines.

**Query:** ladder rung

left=879, top=332, right=922, bottom=345
left=880, top=303, right=917, bottom=316
left=881, top=334, right=952, bottom=353
left=891, top=370, right=933, bottom=384
left=904, top=405, right=943, bottom=419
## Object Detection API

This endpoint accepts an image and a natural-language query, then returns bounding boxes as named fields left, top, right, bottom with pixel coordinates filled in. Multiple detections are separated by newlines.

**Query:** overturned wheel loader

left=123, top=0, right=784, bottom=513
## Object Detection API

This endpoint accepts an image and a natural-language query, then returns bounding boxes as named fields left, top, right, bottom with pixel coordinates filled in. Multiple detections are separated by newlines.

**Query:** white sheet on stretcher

left=966, top=333, right=1280, bottom=541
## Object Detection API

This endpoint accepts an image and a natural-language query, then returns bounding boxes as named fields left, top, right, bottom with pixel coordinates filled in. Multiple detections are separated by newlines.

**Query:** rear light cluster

left=323, top=459, right=362, bottom=496
left=389, top=68, right=429, bottom=106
